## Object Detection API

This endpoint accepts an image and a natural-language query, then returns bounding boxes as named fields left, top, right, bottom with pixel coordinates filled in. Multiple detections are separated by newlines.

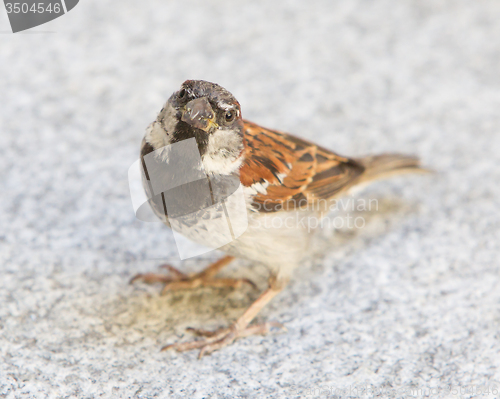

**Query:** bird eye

left=178, top=89, right=186, bottom=99
left=225, top=110, right=235, bottom=122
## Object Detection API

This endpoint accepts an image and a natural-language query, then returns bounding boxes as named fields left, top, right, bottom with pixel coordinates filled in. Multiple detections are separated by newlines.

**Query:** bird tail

left=357, top=154, right=429, bottom=184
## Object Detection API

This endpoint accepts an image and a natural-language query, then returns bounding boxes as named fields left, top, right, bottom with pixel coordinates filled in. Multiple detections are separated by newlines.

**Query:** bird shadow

left=285, top=194, right=423, bottom=310
left=97, top=195, right=421, bottom=348
left=94, top=259, right=267, bottom=348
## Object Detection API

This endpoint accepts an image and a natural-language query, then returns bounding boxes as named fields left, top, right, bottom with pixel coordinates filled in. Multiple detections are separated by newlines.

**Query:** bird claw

left=161, top=321, right=285, bottom=358
left=130, top=264, right=256, bottom=294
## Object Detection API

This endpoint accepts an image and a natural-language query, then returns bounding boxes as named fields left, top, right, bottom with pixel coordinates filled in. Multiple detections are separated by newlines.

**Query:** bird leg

left=130, top=255, right=255, bottom=294
left=162, top=277, right=286, bottom=358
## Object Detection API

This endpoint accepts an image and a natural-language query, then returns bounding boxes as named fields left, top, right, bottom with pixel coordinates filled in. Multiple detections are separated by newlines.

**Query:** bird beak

left=181, top=97, right=217, bottom=132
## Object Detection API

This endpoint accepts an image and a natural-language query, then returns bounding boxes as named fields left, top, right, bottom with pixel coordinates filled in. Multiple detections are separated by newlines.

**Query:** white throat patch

left=202, top=128, right=244, bottom=175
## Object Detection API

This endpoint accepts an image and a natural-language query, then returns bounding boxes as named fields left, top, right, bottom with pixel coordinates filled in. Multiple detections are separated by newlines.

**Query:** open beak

left=181, top=97, right=216, bottom=132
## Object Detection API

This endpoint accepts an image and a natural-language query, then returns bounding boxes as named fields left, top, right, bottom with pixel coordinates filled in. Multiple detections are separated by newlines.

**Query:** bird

left=131, top=79, right=426, bottom=358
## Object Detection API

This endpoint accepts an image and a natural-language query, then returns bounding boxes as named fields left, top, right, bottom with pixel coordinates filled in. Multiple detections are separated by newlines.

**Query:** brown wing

left=239, top=120, right=365, bottom=212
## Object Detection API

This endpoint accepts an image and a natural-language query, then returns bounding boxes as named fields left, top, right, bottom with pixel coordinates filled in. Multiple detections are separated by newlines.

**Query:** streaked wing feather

left=239, top=120, right=364, bottom=212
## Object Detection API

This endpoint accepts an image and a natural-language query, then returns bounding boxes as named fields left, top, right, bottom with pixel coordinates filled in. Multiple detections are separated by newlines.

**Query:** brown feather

left=239, top=120, right=425, bottom=213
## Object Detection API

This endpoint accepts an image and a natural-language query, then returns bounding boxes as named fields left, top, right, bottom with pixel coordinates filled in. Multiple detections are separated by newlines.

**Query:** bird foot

left=161, top=321, right=285, bottom=358
left=130, top=263, right=256, bottom=294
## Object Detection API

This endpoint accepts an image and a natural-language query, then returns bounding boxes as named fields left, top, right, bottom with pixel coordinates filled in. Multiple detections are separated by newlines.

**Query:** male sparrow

left=132, top=80, right=425, bottom=358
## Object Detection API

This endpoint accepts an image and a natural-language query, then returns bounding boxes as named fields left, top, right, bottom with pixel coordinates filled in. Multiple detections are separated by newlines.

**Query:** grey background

left=1, top=0, right=499, bottom=398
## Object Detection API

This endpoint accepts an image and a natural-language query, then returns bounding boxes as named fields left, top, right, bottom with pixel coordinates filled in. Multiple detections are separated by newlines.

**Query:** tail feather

left=357, top=154, right=429, bottom=184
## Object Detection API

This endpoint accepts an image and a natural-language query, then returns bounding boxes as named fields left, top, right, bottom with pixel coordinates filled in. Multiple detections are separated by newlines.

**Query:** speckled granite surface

left=1, top=1, right=499, bottom=398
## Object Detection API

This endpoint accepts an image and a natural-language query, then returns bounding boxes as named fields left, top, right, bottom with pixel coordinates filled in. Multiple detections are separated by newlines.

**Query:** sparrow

left=132, top=80, right=426, bottom=358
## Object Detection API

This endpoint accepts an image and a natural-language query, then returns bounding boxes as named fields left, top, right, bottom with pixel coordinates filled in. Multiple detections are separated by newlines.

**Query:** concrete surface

left=1, top=0, right=500, bottom=398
